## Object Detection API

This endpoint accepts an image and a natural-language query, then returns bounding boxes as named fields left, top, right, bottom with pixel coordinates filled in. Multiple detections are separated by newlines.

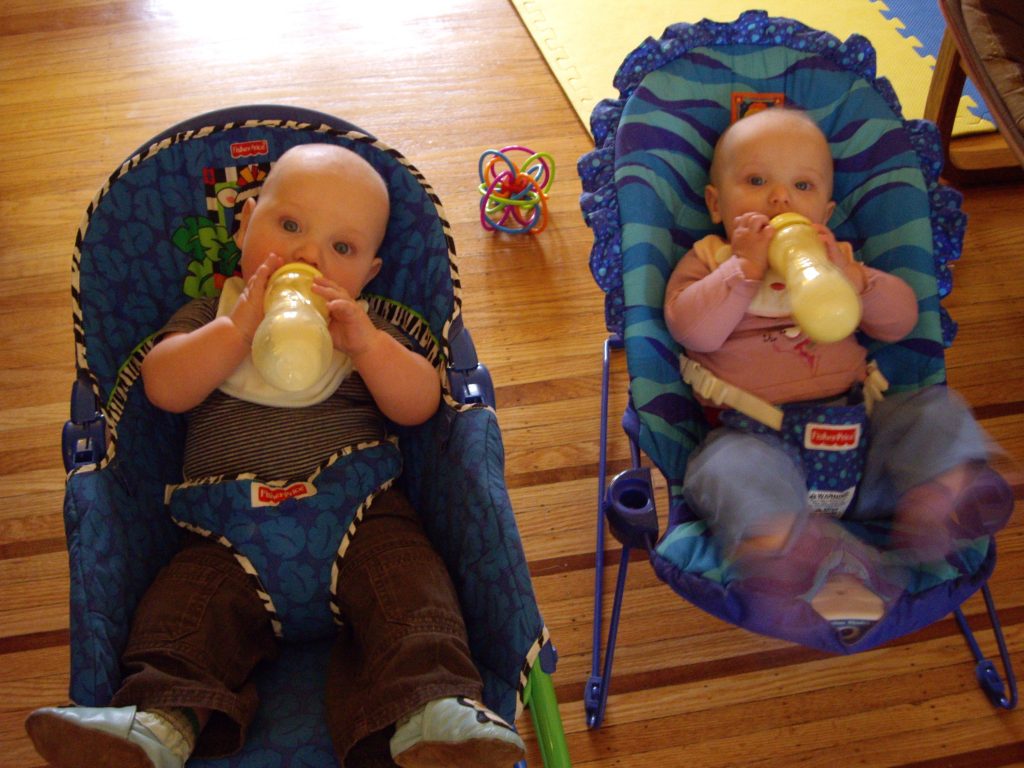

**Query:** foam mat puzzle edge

left=510, top=0, right=993, bottom=138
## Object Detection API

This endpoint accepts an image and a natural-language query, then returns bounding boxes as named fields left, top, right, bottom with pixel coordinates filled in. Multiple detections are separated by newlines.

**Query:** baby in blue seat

left=664, top=108, right=1013, bottom=642
left=27, top=144, right=525, bottom=768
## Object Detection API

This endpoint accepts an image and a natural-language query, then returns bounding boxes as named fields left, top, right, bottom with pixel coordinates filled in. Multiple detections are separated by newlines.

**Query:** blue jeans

left=684, top=385, right=996, bottom=555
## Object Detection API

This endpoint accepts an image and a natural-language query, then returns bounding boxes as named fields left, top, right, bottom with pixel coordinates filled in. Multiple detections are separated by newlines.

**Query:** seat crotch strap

left=863, top=360, right=889, bottom=415
left=679, top=354, right=784, bottom=431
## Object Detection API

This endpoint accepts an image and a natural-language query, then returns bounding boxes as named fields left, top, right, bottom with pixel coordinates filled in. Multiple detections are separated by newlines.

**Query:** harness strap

left=679, top=355, right=892, bottom=431
left=679, top=355, right=784, bottom=431
left=862, top=360, right=889, bottom=415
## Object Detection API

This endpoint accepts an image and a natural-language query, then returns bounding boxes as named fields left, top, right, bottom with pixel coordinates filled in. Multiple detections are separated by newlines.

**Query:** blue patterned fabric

left=720, top=402, right=869, bottom=507
left=169, top=442, right=403, bottom=643
left=63, top=108, right=546, bottom=764
left=77, top=122, right=452, bottom=416
left=398, top=406, right=544, bottom=721
left=192, top=640, right=337, bottom=768
left=64, top=385, right=185, bottom=705
left=652, top=509, right=995, bottom=653
left=579, top=13, right=995, bottom=653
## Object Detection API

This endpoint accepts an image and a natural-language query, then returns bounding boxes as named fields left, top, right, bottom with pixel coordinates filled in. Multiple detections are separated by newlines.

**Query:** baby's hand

left=731, top=212, right=774, bottom=280
left=814, top=224, right=867, bottom=294
left=229, top=253, right=283, bottom=343
left=312, top=277, right=380, bottom=357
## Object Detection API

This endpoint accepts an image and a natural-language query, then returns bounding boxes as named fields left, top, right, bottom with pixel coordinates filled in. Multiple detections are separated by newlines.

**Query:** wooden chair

left=925, top=0, right=1024, bottom=184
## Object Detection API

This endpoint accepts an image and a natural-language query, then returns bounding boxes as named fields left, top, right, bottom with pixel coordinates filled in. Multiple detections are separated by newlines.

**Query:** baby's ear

left=366, top=256, right=382, bottom=285
left=705, top=185, right=722, bottom=224
left=234, top=197, right=257, bottom=246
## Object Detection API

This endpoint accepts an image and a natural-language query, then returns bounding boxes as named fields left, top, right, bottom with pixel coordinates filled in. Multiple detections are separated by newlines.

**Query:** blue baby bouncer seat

left=578, top=11, right=1017, bottom=727
left=60, top=105, right=570, bottom=766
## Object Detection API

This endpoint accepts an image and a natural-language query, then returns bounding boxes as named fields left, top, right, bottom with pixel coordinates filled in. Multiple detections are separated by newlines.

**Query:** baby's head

left=235, top=144, right=390, bottom=299
left=705, top=107, right=836, bottom=239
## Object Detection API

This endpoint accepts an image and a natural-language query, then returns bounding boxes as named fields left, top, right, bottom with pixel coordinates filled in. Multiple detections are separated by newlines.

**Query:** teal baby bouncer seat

left=579, top=11, right=1016, bottom=727
left=60, top=105, right=569, bottom=767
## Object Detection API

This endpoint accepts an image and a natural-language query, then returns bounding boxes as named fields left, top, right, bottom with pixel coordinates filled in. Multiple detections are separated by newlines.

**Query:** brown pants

left=111, top=488, right=483, bottom=765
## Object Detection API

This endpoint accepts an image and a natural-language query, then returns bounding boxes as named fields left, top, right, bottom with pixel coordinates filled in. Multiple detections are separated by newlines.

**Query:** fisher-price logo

left=231, top=140, right=269, bottom=159
left=251, top=481, right=316, bottom=507
left=804, top=423, right=861, bottom=452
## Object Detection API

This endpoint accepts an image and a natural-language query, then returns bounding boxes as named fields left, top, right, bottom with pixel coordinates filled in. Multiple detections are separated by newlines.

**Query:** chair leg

left=924, top=29, right=1023, bottom=185
left=586, top=334, right=629, bottom=730
left=925, top=29, right=967, bottom=158
left=955, top=583, right=1018, bottom=709
left=585, top=545, right=634, bottom=729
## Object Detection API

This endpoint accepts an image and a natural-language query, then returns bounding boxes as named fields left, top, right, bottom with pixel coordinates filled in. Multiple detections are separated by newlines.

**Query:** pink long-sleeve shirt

left=664, top=235, right=919, bottom=405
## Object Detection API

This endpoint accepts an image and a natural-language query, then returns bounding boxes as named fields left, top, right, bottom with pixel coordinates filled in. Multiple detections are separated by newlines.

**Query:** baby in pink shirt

left=665, top=231, right=917, bottom=405
left=663, top=108, right=1012, bottom=642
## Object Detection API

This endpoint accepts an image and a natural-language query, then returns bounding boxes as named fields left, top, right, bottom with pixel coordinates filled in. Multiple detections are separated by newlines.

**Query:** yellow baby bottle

left=768, top=212, right=862, bottom=343
left=251, top=263, right=334, bottom=391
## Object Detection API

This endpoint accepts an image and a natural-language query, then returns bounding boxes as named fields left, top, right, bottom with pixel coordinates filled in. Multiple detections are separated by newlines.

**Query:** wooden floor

left=2, top=1, right=1023, bottom=766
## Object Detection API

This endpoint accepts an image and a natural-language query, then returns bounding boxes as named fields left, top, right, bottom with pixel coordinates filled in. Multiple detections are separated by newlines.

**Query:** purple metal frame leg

left=585, top=335, right=658, bottom=728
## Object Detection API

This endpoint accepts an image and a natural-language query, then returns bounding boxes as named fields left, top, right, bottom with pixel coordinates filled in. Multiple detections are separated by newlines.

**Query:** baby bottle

left=768, top=212, right=862, bottom=343
left=250, top=262, right=334, bottom=391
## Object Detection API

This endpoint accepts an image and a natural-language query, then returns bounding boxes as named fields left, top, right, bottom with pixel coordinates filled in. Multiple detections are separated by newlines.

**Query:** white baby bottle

left=250, top=262, right=334, bottom=391
left=768, top=212, right=862, bottom=343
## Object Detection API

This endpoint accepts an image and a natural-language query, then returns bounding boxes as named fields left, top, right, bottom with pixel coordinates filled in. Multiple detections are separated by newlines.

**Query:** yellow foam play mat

left=511, top=0, right=992, bottom=137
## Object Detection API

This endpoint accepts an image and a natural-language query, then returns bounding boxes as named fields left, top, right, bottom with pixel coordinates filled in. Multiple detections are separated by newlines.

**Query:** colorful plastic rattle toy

left=478, top=146, right=555, bottom=234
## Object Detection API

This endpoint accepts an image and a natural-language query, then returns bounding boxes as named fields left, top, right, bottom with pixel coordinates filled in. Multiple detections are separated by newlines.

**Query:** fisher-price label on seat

left=804, top=423, right=861, bottom=451
left=231, top=140, right=269, bottom=159
left=251, top=481, right=317, bottom=507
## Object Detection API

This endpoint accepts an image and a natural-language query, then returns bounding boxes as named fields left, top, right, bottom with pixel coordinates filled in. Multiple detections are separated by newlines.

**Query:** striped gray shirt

left=158, top=297, right=414, bottom=482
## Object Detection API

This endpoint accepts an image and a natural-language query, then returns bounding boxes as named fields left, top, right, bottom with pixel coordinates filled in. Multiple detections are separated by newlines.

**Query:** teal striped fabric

left=582, top=12, right=964, bottom=495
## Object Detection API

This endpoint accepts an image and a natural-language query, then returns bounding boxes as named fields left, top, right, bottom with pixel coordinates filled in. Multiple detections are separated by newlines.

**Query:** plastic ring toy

left=477, top=146, right=555, bottom=234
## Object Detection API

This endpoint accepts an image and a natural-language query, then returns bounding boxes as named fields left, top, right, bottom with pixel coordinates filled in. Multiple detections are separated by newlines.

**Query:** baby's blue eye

left=282, top=219, right=299, bottom=232
left=795, top=181, right=811, bottom=191
left=333, top=242, right=351, bottom=255
left=749, top=176, right=766, bottom=186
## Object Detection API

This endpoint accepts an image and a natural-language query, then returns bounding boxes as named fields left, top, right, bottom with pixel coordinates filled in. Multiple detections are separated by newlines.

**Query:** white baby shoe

left=390, top=696, right=526, bottom=767
left=25, top=705, right=184, bottom=768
